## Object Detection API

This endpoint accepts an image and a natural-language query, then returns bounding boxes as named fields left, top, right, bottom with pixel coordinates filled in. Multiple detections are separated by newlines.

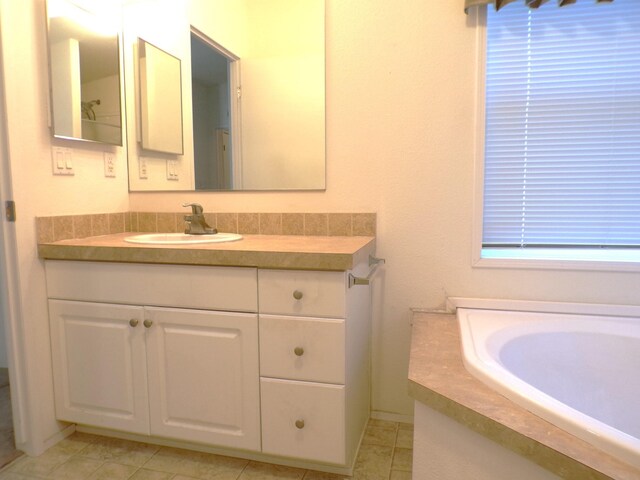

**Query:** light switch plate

left=52, top=147, right=74, bottom=176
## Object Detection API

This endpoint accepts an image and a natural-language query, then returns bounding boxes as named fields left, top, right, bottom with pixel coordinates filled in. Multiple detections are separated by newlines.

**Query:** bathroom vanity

left=39, top=233, right=375, bottom=474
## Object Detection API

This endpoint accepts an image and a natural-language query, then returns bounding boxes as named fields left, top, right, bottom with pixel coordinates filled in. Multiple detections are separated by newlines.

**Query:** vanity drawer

left=258, top=269, right=346, bottom=318
left=259, top=315, right=345, bottom=384
left=260, top=378, right=345, bottom=465
left=45, top=260, right=258, bottom=312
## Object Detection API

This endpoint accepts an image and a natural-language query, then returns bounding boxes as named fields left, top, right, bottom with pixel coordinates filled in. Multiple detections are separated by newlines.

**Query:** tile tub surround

left=36, top=212, right=376, bottom=244
left=0, top=420, right=413, bottom=480
left=408, top=312, right=640, bottom=480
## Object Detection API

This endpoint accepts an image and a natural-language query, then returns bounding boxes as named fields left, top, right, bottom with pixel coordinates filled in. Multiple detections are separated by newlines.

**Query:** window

left=478, top=0, right=640, bottom=268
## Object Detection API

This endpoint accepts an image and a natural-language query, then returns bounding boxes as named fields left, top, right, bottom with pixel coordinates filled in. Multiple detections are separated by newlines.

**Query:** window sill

left=476, top=248, right=640, bottom=272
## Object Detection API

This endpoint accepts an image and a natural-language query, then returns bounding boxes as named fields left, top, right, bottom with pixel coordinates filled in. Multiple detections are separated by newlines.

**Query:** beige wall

left=3, top=0, right=640, bottom=452
left=0, top=0, right=129, bottom=451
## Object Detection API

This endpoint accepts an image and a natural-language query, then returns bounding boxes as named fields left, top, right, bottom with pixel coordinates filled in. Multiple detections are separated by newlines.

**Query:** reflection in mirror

left=46, top=0, right=123, bottom=145
left=125, top=0, right=325, bottom=192
left=138, top=39, right=184, bottom=155
left=191, top=30, right=240, bottom=190
left=233, top=0, right=325, bottom=190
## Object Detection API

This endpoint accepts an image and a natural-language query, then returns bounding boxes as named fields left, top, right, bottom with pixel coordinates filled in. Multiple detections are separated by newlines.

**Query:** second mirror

left=138, top=38, right=184, bottom=155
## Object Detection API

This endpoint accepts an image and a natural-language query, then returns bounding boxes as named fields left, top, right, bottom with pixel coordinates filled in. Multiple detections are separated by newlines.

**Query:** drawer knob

left=294, top=347, right=304, bottom=356
left=293, top=290, right=303, bottom=300
left=295, top=419, right=305, bottom=429
left=129, top=319, right=139, bottom=327
left=143, top=319, right=153, bottom=328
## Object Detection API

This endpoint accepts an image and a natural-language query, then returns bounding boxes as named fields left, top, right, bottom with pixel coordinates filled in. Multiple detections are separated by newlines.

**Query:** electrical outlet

left=104, top=152, right=116, bottom=178
left=52, top=147, right=74, bottom=175
left=139, top=156, right=148, bottom=179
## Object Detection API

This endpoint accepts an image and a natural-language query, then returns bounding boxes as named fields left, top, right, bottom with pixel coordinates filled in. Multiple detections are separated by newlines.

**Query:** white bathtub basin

left=124, top=233, right=242, bottom=245
left=457, top=306, right=640, bottom=469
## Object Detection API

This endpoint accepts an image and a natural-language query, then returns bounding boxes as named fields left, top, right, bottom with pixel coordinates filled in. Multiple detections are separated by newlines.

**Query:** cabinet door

left=145, top=307, right=260, bottom=451
left=48, top=300, right=149, bottom=434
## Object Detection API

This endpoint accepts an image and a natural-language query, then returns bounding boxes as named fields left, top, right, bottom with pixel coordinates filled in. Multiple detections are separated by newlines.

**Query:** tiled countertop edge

left=408, top=311, right=639, bottom=480
left=37, top=233, right=376, bottom=272
left=37, top=244, right=363, bottom=271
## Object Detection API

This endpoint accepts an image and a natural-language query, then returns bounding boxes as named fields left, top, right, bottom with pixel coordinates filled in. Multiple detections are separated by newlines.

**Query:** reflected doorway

left=190, top=29, right=240, bottom=190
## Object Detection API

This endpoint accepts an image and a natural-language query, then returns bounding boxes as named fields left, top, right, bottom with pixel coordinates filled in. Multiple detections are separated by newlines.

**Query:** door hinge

left=5, top=201, right=15, bottom=222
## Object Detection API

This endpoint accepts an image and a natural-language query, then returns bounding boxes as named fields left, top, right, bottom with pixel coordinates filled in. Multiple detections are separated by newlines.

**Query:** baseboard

left=34, top=424, right=76, bottom=456
left=370, top=410, right=414, bottom=425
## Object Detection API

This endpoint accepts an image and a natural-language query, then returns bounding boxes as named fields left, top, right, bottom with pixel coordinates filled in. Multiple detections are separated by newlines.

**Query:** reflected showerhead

left=81, top=99, right=101, bottom=120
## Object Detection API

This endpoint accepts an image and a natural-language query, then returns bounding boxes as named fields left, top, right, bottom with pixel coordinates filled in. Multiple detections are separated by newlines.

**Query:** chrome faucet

left=183, top=203, right=217, bottom=235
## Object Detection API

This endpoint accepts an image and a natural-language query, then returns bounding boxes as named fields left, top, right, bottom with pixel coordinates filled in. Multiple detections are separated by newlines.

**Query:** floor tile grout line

left=124, top=461, right=143, bottom=480
left=135, top=442, right=166, bottom=478
left=236, top=459, right=249, bottom=479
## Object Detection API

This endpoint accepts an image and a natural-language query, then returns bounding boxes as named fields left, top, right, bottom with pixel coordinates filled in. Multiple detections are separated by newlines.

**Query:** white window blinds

left=482, top=0, right=640, bottom=249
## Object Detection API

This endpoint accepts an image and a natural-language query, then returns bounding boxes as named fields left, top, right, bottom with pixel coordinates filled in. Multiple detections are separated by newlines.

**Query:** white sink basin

left=124, top=232, right=243, bottom=245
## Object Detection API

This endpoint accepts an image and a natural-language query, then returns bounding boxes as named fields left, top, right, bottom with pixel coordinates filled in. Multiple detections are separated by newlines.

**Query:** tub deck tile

left=408, top=311, right=640, bottom=480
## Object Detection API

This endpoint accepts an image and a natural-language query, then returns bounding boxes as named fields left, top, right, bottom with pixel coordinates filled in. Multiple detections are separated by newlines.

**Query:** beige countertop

left=38, top=232, right=376, bottom=271
left=408, top=311, right=640, bottom=480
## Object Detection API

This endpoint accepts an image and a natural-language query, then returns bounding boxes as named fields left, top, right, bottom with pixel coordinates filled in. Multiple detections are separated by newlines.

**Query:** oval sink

left=124, top=232, right=243, bottom=245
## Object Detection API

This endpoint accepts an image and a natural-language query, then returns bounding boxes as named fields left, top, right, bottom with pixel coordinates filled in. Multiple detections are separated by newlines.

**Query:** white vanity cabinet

left=45, top=256, right=371, bottom=472
left=45, top=261, right=261, bottom=451
left=258, top=269, right=371, bottom=467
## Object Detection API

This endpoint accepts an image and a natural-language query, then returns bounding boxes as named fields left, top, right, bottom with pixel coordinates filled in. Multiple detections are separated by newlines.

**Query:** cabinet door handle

left=293, top=290, right=303, bottom=300
left=143, top=319, right=153, bottom=328
left=129, top=319, right=139, bottom=327
left=294, top=346, right=304, bottom=356
left=295, top=419, right=305, bottom=429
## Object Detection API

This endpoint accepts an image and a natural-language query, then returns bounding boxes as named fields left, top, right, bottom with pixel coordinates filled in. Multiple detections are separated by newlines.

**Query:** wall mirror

left=46, top=0, right=123, bottom=146
left=138, top=39, right=184, bottom=155
left=125, top=0, right=325, bottom=192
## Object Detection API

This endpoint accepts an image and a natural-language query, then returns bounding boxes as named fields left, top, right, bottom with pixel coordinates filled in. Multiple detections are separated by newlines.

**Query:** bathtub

left=457, top=305, right=640, bottom=470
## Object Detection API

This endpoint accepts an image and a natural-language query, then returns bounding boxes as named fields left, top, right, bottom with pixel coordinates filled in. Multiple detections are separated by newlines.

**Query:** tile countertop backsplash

left=36, top=212, right=377, bottom=244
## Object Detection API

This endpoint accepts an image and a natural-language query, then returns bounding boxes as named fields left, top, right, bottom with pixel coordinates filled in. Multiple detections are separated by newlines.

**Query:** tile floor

left=0, top=369, right=21, bottom=471
left=0, top=419, right=412, bottom=480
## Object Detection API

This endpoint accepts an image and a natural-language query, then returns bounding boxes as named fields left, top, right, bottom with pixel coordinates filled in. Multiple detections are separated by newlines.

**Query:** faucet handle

left=182, top=203, right=204, bottom=215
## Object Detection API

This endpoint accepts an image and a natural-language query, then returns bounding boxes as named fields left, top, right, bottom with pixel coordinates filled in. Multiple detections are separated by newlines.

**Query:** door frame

left=0, top=14, right=33, bottom=454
